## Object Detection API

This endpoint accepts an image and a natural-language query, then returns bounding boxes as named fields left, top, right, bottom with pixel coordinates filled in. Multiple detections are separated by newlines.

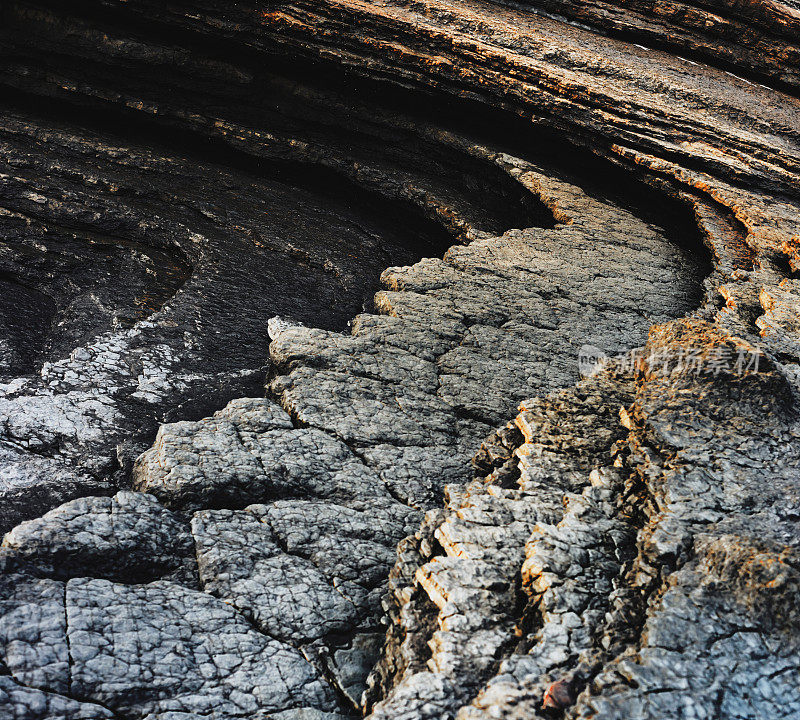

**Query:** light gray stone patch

left=436, top=326, right=553, bottom=426
left=577, top=561, right=800, bottom=720
left=0, top=675, right=115, bottom=720
left=65, top=578, right=335, bottom=718
left=191, top=508, right=360, bottom=642
left=0, top=574, right=69, bottom=695
left=271, top=368, right=457, bottom=447
left=192, top=500, right=421, bottom=644
left=2, top=492, right=197, bottom=584
left=133, top=412, right=264, bottom=511
left=134, top=397, right=394, bottom=511
left=269, top=327, right=440, bottom=393
left=267, top=711, right=350, bottom=720
left=360, top=443, right=475, bottom=509
left=261, top=500, right=420, bottom=573
left=238, top=428, right=390, bottom=504
left=0, top=384, right=121, bottom=465
left=349, top=314, right=466, bottom=362
left=0, top=573, right=336, bottom=719
left=215, top=397, right=296, bottom=433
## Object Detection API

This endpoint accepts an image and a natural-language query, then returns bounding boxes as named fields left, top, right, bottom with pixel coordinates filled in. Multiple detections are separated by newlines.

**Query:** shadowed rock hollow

left=0, top=2, right=799, bottom=720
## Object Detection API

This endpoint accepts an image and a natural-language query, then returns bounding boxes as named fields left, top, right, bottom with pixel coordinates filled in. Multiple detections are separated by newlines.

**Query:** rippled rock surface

left=0, top=2, right=799, bottom=719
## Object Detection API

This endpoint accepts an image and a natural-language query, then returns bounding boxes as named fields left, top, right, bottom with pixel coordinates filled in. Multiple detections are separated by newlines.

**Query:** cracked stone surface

left=365, top=360, right=638, bottom=718
left=0, top=572, right=338, bottom=720
left=1, top=491, right=197, bottom=585
left=121, top=158, right=707, bottom=709
left=191, top=501, right=416, bottom=643
left=0, top=675, right=115, bottom=720
left=0, top=1, right=799, bottom=719
left=368, top=322, right=800, bottom=720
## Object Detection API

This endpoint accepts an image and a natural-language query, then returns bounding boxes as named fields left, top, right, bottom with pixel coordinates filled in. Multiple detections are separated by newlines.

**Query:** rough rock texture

left=0, top=105, right=500, bottom=532
left=0, top=572, right=340, bottom=719
left=365, top=360, right=638, bottom=718
left=122, top=161, right=706, bottom=707
left=369, top=326, right=800, bottom=719
left=1, top=491, right=197, bottom=584
left=514, top=0, right=800, bottom=92
left=0, top=1, right=799, bottom=719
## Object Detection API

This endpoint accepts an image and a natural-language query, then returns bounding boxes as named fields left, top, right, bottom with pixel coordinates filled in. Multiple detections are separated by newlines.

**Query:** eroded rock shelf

left=0, top=1, right=798, bottom=719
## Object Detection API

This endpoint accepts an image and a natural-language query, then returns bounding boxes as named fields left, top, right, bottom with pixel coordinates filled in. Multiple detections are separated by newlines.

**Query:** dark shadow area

left=0, top=211, right=193, bottom=376
left=0, top=0, right=707, bottom=256
left=0, top=276, right=56, bottom=376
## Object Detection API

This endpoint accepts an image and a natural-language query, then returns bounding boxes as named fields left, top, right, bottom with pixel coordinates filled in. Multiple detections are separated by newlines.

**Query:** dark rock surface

left=0, top=1, right=799, bottom=719
left=0, top=104, right=483, bottom=532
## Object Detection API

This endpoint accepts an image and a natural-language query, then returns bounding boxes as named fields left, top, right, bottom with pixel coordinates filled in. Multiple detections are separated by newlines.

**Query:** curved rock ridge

left=3, top=1, right=800, bottom=262
left=252, top=0, right=800, bottom=264
left=0, top=73, right=554, bottom=533
left=0, top=1, right=799, bottom=719
left=8, top=0, right=795, bottom=318
left=134, top=159, right=706, bottom=512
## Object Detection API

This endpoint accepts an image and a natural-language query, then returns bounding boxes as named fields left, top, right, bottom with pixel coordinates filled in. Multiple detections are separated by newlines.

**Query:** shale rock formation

left=0, top=1, right=799, bottom=719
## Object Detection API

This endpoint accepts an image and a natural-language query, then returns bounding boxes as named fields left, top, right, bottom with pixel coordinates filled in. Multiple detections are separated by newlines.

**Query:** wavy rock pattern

left=0, top=1, right=799, bottom=719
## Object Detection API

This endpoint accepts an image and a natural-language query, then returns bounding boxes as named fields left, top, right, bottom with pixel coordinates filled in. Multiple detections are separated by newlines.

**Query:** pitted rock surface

left=192, top=500, right=419, bottom=643
left=135, top=398, right=394, bottom=511
left=365, top=361, right=637, bottom=718
left=0, top=674, right=115, bottom=720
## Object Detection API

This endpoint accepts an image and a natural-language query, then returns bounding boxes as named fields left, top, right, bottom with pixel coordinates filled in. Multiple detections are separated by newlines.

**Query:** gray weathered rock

left=2, top=491, right=196, bottom=584
left=370, top=323, right=800, bottom=720
left=0, top=573, right=337, bottom=719
left=1, top=1, right=799, bottom=718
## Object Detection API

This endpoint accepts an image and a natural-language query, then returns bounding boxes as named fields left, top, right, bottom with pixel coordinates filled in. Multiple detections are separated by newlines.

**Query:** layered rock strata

left=0, top=74, right=556, bottom=531
left=0, top=1, right=798, bottom=720
left=513, top=0, right=800, bottom=92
